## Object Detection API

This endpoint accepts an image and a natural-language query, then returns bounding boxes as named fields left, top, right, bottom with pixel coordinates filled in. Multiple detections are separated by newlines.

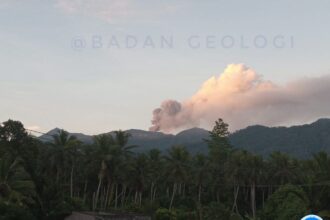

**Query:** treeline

left=1, top=119, right=330, bottom=220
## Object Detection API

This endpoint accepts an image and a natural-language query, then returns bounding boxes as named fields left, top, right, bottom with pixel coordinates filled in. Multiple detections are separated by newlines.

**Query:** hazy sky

left=1, top=0, right=330, bottom=134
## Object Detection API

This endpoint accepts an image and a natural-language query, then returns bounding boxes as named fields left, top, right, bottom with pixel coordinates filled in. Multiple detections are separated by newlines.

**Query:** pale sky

left=1, top=0, right=330, bottom=134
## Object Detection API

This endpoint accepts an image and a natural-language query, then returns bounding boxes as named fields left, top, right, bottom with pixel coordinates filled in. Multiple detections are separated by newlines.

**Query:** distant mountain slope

left=39, top=118, right=330, bottom=158
left=39, top=127, right=210, bottom=154
left=230, top=118, right=330, bottom=158
left=126, top=128, right=210, bottom=154
left=39, top=128, right=93, bottom=144
left=125, top=129, right=175, bottom=153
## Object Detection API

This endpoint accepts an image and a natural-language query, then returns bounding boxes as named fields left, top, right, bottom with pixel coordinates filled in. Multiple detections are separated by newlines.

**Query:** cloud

left=150, top=64, right=330, bottom=132
left=56, top=0, right=181, bottom=23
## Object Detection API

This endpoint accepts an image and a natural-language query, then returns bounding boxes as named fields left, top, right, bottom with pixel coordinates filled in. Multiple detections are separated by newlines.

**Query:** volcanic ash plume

left=150, top=64, right=330, bottom=132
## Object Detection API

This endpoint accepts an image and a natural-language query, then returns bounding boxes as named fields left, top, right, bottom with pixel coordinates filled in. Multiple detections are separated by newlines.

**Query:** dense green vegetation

left=1, top=119, right=330, bottom=220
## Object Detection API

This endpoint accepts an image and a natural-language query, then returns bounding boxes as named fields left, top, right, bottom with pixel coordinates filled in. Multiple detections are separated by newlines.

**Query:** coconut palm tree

left=0, top=156, right=34, bottom=204
left=49, top=129, right=79, bottom=198
left=302, top=152, right=330, bottom=213
left=165, top=145, right=190, bottom=210
left=244, top=153, right=264, bottom=219
left=225, top=150, right=250, bottom=214
left=268, top=151, right=298, bottom=185
left=92, top=134, right=115, bottom=210
left=147, top=149, right=163, bottom=204
left=130, top=154, right=149, bottom=206
left=193, top=153, right=210, bottom=204
left=92, top=131, right=137, bottom=210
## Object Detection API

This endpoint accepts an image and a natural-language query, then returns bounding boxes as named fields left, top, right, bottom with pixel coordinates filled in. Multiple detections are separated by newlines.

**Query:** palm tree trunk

left=183, top=183, right=186, bottom=197
left=94, top=176, right=102, bottom=210
left=56, top=167, right=60, bottom=184
left=262, top=188, right=265, bottom=208
left=153, top=187, right=157, bottom=201
left=139, top=191, right=142, bottom=207
left=125, top=188, right=132, bottom=205
left=251, top=183, right=256, bottom=219
left=104, top=182, right=111, bottom=210
left=197, top=202, right=203, bottom=220
left=150, top=182, right=154, bottom=203
left=115, top=184, right=118, bottom=209
left=70, top=164, right=74, bottom=198
left=121, top=185, right=126, bottom=207
left=92, top=192, right=95, bottom=210
left=101, top=186, right=106, bottom=208
left=198, top=184, right=202, bottom=204
left=169, top=183, right=177, bottom=210
left=232, top=185, right=240, bottom=213
left=134, top=190, right=138, bottom=204
left=108, top=184, right=115, bottom=207
left=83, top=179, right=88, bottom=203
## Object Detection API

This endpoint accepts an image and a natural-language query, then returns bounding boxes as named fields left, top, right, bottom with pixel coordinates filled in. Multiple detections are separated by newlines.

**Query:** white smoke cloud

left=150, top=64, right=330, bottom=132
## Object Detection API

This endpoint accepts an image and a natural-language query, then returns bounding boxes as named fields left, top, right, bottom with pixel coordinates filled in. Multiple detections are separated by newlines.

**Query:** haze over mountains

left=39, top=118, right=330, bottom=158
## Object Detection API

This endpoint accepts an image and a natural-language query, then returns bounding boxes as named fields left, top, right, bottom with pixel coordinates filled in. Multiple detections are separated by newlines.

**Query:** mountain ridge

left=39, top=118, right=330, bottom=158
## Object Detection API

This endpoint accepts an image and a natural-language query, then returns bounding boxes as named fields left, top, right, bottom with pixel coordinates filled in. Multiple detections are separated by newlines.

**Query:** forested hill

left=230, top=118, right=330, bottom=158
left=39, top=127, right=210, bottom=154
left=39, top=118, right=330, bottom=158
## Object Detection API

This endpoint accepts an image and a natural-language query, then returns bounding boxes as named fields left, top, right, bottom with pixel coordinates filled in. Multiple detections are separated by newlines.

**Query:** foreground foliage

left=1, top=119, right=330, bottom=220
